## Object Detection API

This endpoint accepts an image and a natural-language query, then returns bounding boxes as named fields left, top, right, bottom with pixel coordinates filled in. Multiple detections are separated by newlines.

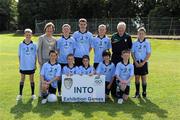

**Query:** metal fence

left=35, top=17, right=180, bottom=35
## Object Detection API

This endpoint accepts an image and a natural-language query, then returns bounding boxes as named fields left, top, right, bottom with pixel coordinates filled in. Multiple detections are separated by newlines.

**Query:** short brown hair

left=79, top=18, right=87, bottom=23
left=44, top=22, right=55, bottom=32
left=67, top=53, right=74, bottom=59
left=121, top=49, right=131, bottom=55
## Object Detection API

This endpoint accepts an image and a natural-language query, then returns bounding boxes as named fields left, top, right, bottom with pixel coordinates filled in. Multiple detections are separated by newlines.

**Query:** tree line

left=0, top=0, right=179, bottom=31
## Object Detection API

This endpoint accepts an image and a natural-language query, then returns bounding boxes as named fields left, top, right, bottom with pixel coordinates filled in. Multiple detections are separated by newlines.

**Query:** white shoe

left=41, top=99, right=47, bottom=104
left=16, top=95, right=22, bottom=101
left=118, top=99, right=123, bottom=104
left=31, top=94, right=37, bottom=100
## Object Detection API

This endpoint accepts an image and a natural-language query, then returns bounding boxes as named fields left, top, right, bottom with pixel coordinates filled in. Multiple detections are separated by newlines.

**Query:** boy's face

left=67, top=56, right=74, bottom=65
left=98, top=26, right=106, bottom=36
left=103, top=55, right=110, bottom=62
left=24, top=32, right=32, bottom=40
left=45, top=26, right=54, bottom=36
left=121, top=52, right=130, bottom=61
left=138, top=31, right=146, bottom=40
left=79, top=22, right=87, bottom=30
left=82, top=58, right=89, bottom=66
left=50, top=53, right=57, bottom=62
left=62, top=27, right=70, bottom=36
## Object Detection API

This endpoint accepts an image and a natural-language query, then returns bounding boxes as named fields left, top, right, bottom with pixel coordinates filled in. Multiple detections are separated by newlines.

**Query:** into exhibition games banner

left=62, top=75, right=105, bottom=102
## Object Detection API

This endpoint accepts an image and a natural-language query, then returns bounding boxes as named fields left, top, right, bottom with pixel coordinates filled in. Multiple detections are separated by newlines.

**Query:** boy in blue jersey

left=79, top=55, right=95, bottom=76
left=131, top=27, right=151, bottom=98
left=56, top=24, right=75, bottom=96
left=96, top=50, right=115, bottom=98
left=72, top=18, right=93, bottom=66
left=62, top=54, right=79, bottom=76
left=92, top=24, right=112, bottom=69
left=41, top=50, right=61, bottom=104
left=16, top=29, right=37, bottom=101
left=115, top=50, right=134, bottom=104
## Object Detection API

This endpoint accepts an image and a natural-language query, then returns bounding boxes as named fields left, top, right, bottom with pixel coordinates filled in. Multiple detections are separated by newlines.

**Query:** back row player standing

left=72, top=18, right=93, bottom=66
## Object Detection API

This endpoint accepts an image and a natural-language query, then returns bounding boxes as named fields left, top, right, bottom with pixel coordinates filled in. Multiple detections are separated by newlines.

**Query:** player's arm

left=142, top=53, right=151, bottom=64
left=37, top=37, right=43, bottom=65
left=131, top=51, right=140, bottom=67
left=126, top=65, right=134, bottom=84
left=49, top=76, right=60, bottom=84
left=18, top=44, right=21, bottom=66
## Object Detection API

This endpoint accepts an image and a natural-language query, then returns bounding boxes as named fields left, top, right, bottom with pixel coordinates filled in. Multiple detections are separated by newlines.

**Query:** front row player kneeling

left=115, top=50, right=134, bottom=104
left=40, top=50, right=61, bottom=104
left=96, top=50, right=116, bottom=99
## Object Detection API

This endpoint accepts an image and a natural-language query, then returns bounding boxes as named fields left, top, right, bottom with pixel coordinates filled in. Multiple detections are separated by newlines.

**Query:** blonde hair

left=62, top=24, right=71, bottom=29
left=98, top=24, right=106, bottom=29
left=24, top=28, right=32, bottom=33
left=44, top=22, right=55, bottom=32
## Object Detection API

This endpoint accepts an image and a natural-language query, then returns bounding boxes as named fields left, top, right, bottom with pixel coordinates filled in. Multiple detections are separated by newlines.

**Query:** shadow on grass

left=10, top=99, right=33, bottom=119
left=32, top=97, right=167, bottom=119
left=10, top=97, right=168, bottom=119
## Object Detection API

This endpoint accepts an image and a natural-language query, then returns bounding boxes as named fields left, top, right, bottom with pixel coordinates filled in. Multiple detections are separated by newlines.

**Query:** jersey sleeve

left=146, top=41, right=151, bottom=54
left=56, top=64, right=61, bottom=77
left=40, top=64, right=45, bottom=76
left=111, top=63, right=116, bottom=77
left=91, top=67, right=95, bottom=74
left=108, top=38, right=112, bottom=49
left=34, top=44, right=37, bottom=56
left=131, top=42, right=135, bottom=53
left=115, top=63, right=120, bottom=76
left=18, top=43, right=21, bottom=57
left=77, top=66, right=82, bottom=74
left=91, top=37, right=95, bottom=48
left=96, top=63, right=102, bottom=74
left=130, top=64, right=134, bottom=77
left=89, top=33, right=94, bottom=48
left=62, top=66, right=66, bottom=74
left=72, top=38, right=76, bottom=49
left=56, top=39, right=60, bottom=50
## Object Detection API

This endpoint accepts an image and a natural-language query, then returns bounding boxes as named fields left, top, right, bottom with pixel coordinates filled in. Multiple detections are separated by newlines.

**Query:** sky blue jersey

left=72, top=31, right=93, bottom=58
left=92, top=35, right=112, bottom=63
left=18, top=41, right=37, bottom=71
left=40, top=61, right=61, bottom=88
left=96, top=61, right=115, bottom=82
left=78, top=65, right=94, bottom=75
left=131, top=39, right=151, bottom=62
left=56, top=35, right=76, bottom=63
left=115, top=62, right=134, bottom=86
left=62, top=65, right=79, bottom=75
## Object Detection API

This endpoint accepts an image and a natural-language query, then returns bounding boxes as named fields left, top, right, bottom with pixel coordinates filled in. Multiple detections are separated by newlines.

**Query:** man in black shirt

left=111, top=22, right=132, bottom=97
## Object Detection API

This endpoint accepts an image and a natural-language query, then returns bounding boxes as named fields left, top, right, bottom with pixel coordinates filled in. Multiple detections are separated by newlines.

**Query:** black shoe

left=142, top=92, right=146, bottom=98
left=133, top=92, right=140, bottom=98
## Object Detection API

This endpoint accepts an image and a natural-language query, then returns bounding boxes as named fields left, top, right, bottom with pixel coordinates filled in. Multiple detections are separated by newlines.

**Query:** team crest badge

left=64, top=78, right=73, bottom=89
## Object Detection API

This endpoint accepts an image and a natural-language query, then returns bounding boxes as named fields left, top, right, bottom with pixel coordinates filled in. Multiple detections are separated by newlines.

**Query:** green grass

left=0, top=34, right=180, bottom=120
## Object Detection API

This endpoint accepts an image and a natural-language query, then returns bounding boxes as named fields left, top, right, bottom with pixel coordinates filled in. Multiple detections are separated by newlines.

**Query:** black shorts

left=75, top=57, right=83, bottom=66
left=48, top=84, right=56, bottom=94
left=20, top=69, right=35, bottom=75
left=93, top=63, right=99, bottom=70
left=134, top=61, right=148, bottom=76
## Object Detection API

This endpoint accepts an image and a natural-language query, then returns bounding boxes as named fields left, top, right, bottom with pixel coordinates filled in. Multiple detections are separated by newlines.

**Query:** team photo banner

left=62, top=75, right=105, bottom=102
